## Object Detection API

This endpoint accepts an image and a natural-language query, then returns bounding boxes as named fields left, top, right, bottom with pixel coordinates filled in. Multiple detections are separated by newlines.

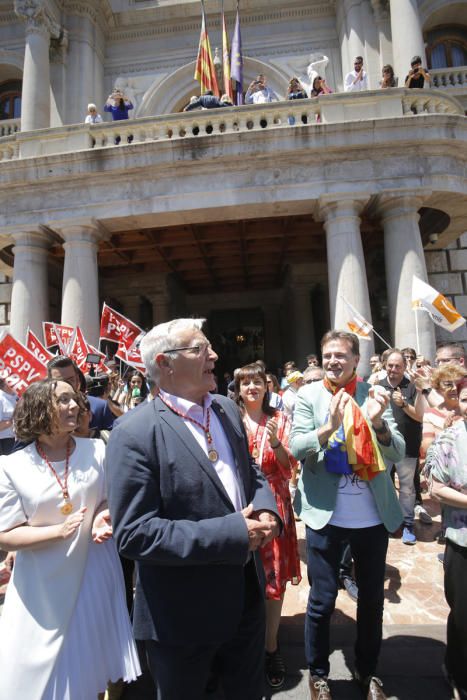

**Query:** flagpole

left=340, top=296, right=391, bottom=348
left=414, top=308, right=420, bottom=355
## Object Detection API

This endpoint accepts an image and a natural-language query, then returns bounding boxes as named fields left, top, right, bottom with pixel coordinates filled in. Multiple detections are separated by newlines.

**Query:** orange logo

left=432, top=294, right=461, bottom=324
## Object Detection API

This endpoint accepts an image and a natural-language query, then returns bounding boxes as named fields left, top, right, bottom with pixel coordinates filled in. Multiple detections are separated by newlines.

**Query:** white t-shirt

left=329, top=473, right=382, bottom=528
left=0, top=390, right=17, bottom=439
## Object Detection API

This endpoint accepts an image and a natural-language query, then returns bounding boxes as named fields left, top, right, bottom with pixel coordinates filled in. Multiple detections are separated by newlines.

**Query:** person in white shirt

left=85, top=103, right=103, bottom=124
left=282, top=370, right=304, bottom=421
left=245, top=74, right=278, bottom=104
left=344, top=56, right=369, bottom=92
left=0, top=379, right=18, bottom=455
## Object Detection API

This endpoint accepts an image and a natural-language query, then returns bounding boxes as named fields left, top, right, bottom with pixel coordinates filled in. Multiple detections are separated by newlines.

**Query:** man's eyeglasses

left=162, top=342, right=212, bottom=356
left=305, top=378, right=321, bottom=384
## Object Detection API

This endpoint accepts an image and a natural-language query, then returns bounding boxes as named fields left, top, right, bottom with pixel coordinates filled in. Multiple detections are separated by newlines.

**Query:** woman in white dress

left=0, top=379, right=141, bottom=700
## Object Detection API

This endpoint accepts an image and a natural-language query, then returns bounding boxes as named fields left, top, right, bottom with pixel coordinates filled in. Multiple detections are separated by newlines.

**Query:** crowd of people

left=0, top=323, right=465, bottom=700
left=84, top=55, right=431, bottom=125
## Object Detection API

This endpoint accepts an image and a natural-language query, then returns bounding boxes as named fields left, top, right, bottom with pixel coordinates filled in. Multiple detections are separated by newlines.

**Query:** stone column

left=147, top=292, right=171, bottom=326
left=57, top=221, right=104, bottom=345
left=15, top=0, right=59, bottom=131
left=370, top=0, right=393, bottom=70
left=378, top=193, right=436, bottom=359
left=342, top=0, right=366, bottom=74
left=10, top=228, right=54, bottom=342
left=389, top=0, right=426, bottom=87
left=320, top=197, right=375, bottom=374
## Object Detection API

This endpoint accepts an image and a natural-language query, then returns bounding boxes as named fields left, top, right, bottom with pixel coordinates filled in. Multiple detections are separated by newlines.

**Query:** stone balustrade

left=431, top=66, right=467, bottom=90
left=0, top=118, right=20, bottom=137
left=0, top=89, right=463, bottom=162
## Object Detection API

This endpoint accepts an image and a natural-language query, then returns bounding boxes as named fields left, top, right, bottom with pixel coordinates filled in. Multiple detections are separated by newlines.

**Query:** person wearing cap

left=282, top=370, right=304, bottom=421
left=405, top=56, right=431, bottom=88
left=85, top=103, right=103, bottom=124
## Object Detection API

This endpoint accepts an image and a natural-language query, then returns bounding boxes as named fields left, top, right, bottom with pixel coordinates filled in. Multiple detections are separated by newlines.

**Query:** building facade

left=0, top=0, right=466, bottom=374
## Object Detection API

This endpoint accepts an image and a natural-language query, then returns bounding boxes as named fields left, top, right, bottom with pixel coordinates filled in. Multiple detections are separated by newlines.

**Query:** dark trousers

left=0, top=438, right=15, bottom=456
left=305, top=523, right=388, bottom=679
left=145, top=560, right=265, bottom=700
left=444, top=539, right=467, bottom=695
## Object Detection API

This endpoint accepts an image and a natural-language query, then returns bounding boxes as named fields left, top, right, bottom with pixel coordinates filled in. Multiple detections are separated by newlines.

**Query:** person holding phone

left=405, top=55, right=431, bottom=88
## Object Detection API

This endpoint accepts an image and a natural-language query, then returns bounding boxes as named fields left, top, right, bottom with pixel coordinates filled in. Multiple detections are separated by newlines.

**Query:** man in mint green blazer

left=290, top=330, right=404, bottom=700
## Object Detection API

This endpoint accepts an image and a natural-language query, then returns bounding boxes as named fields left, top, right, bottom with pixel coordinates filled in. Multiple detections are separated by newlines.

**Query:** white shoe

left=414, top=504, right=433, bottom=525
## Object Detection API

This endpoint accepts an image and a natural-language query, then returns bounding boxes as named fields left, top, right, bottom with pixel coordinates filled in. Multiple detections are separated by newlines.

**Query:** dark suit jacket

left=106, top=393, right=279, bottom=645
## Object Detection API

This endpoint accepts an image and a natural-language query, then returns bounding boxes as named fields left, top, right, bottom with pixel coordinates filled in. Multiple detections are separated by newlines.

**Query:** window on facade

left=426, top=27, right=467, bottom=69
left=0, top=80, right=22, bottom=120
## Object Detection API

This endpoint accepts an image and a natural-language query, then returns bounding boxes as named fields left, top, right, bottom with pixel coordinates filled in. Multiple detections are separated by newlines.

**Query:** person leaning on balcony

left=286, top=77, right=308, bottom=100
left=85, top=103, right=103, bottom=124
left=380, top=65, right=397, bottom=89
left=310, top=76, right=333, bottom=97
left=104, top=89, right=134, bottom=121
left=245, top=74, right=278, bottom=104
left=183, top=91, right=223, bottom=111
left=405, top=55, right=431, bottom=88
left=344, top=56, right=369, bottom=92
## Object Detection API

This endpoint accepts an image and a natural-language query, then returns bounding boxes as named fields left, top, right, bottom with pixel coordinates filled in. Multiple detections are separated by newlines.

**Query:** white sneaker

left=415, top=504, right=433, bottom=525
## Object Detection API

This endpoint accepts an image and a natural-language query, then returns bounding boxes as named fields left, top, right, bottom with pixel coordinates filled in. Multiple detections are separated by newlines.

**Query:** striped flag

left=412, top=276, right=465, bottom=331
left=221, top=2, right=233, bottom=100
left=230, top=3, right=243, bottom=105
left=194, top=1, right=219, bottom=96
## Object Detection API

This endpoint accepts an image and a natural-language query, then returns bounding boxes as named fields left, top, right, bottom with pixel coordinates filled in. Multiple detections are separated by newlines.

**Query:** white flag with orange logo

left=412, top=276, right=465, bottom=332
left=341, top=298, right=373, bottom=339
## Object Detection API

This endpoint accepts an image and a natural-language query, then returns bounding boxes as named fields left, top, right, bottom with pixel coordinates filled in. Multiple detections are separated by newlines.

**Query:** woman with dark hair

left=122, top=370, right=149, bottom=412
left=310, top=75, right=333, bottom=97
left=235, top=363, right=301, bottom=689
left=104, top=89, right=134, bottom=121
left=380, top=64, right=396, bottom=88
left=0, top=379, right=140, bottom=700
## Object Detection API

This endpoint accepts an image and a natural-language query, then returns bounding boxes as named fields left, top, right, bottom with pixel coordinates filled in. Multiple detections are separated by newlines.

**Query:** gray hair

left=140, top=318, right=206, bottom=382
left=87, top=103, right=97, bottom=111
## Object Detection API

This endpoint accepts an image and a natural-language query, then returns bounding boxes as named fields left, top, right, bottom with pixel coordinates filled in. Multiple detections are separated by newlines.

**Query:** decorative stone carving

left=50, top=29, right=69, bottom=64
left=14, top=0, right=60, bottom=38
left=370, top=0, right=389, bottom=22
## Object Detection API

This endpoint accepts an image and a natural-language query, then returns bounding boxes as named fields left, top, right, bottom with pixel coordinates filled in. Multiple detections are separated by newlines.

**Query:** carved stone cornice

left=370, top=0, right=389, bottom=22
left=14, top=0, right=61, bottom=38
left=63, top=0, right=113, bottom=34
left=107, top=3, right=336, bottom=43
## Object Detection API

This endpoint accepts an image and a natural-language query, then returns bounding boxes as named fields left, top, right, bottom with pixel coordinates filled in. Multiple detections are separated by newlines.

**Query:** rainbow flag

left=194, top=1, right=219, bottom=96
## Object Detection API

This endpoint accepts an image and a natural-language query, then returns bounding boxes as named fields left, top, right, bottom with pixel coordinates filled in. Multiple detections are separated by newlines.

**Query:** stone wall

left=425, top=233, right=467, bottom=348
left=0, top=274, right=11, bottom=334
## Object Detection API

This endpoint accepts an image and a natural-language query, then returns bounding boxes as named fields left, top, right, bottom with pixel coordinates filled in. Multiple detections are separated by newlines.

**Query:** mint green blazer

left=290, top=380, right=405, bottom=533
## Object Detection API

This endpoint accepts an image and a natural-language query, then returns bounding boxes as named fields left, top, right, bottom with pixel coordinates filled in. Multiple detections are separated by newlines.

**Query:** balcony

left=0, top=88, right=463, bottom=162
left=0, top=118, right=20, bottom=138
left=430, top=66, right=467, bottom=109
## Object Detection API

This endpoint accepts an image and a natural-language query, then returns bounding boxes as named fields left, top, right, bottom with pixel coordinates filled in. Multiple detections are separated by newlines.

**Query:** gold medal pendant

left=60, top=501, right=73, bottom=515
left=208, top=449, right=219, bottom=462
left=252, top=447, right=259, bottom=459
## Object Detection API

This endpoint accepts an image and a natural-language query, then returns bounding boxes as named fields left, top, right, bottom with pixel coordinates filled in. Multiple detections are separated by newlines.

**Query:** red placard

left=68, top=327, right=90, bottom=370
left=43, top=322, right=74, bottom=352
left=115, top=340, right=146, bottom=373
left=99, top=303, right=143, bottom=351
left=26, top=328, right=55, bottom=365
left=0, top=334, right=47, bottom=395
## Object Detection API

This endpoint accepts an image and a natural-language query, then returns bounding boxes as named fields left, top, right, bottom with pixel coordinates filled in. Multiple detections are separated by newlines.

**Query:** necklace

left=36, top=438, right=73, bottom=515
left=159, top=394, right=219, bottom=462
left=244, top=413, right=265, bottom=460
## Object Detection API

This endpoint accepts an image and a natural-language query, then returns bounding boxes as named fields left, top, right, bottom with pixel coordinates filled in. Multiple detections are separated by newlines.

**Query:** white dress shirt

left=159, top=390, right=244, bottom=511
left=344, top=70, right=369, bottom=92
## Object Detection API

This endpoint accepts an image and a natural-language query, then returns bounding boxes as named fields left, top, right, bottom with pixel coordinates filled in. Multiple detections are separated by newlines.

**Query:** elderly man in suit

left=106, top=318, right=281, bottom=700
left=290, top=330, right=404, bottom=700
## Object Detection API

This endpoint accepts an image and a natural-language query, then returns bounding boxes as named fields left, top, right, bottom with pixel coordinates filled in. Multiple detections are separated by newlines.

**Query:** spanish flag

left=221, top=2, right=233, bottom=99
left=194, top=1, right=220, bottom=96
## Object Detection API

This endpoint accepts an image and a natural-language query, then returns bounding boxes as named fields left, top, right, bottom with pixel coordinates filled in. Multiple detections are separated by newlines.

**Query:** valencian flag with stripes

left=230, top=3, right=243, bottom=104
left=221, top=1, right=233, bottom=99
left=194, top=1, right=219, bottom=96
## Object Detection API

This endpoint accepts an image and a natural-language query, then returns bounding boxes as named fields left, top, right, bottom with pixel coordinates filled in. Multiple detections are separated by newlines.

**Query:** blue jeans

left=305, top=523, right=388, bottom=679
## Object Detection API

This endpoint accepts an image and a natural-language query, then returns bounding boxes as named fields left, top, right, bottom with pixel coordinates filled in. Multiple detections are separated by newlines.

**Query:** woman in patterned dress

left=235, top=363, right=301, bottom=689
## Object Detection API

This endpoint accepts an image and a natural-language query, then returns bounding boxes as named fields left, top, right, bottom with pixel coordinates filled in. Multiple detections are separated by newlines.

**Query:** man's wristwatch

left=421, top=388, right=432, bottom=396
left=373, top=419, right=388, bottom=434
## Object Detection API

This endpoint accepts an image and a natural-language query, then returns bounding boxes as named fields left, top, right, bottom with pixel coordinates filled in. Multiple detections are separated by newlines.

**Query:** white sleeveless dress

left=0, top=438, right=141, bottom=700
